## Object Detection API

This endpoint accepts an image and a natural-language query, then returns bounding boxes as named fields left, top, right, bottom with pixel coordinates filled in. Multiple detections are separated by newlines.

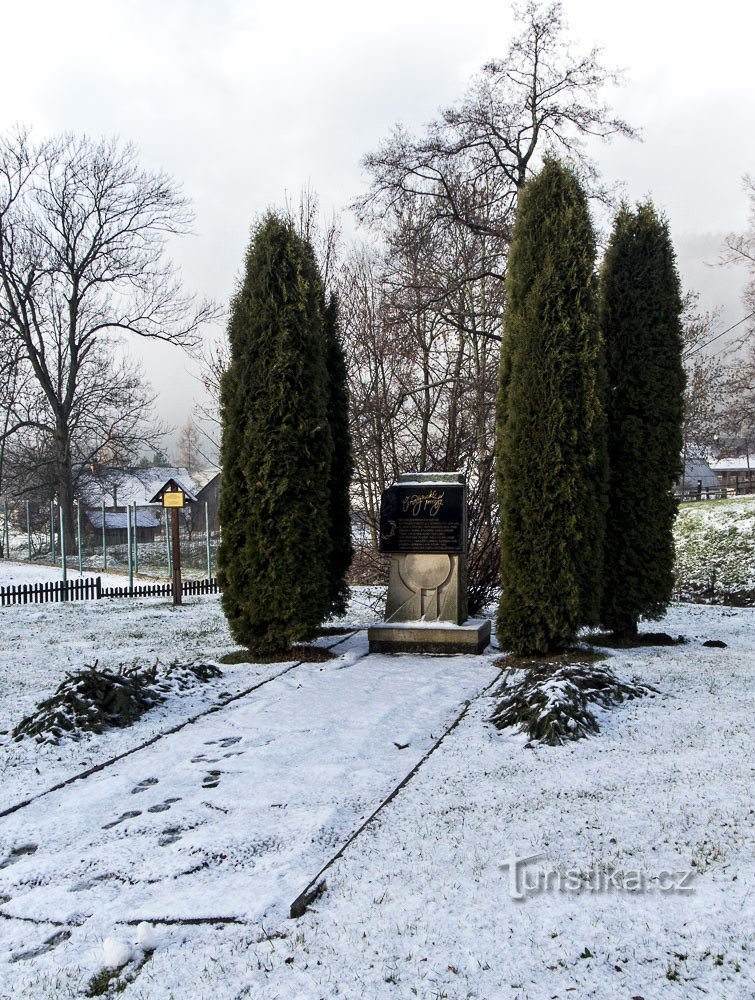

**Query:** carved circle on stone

left=401, top=553, right=452, bottom=591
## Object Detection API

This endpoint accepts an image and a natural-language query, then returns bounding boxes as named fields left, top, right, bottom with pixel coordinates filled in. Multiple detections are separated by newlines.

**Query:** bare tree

left=176, top=416, right=203, bottom=473
left=0, top=128, right=218, bottom=530
left=343, top=1, right=636, bottom=610
left=721, top=174, right=755, bottom=336
left=357, top=1, right=636, bottom=247
left=681, top=292, right=729, bottom=459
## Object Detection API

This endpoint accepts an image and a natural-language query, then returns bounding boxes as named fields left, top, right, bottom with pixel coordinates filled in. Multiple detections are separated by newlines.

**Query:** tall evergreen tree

left=218, top=214, right=333, bottom=654
left=323, top=292, right=354, bottom=616
left=599, top=202, right=685, bottom=639
left=496, top=159, right=607, bottom=655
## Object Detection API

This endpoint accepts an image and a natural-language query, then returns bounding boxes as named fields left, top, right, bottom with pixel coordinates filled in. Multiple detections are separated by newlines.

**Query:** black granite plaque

left=379, top=483, right=464, bottom=554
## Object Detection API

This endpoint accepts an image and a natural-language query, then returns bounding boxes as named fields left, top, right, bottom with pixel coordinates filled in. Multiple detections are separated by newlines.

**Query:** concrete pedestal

left=368, top=618, right=491, bottom=655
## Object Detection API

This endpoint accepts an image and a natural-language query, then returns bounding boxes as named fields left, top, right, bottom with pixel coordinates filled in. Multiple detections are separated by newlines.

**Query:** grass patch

left=490, top=655, right=656, bottom=745
left=674, top=495, right=755, bottom=604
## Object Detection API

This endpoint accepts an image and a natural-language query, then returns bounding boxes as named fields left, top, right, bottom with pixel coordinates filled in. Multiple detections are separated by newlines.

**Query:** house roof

left=708, top=456, right=754, bottom=473
left=80, top=467, right=201, bottom=507
left=682, top=456, right=719, bottom=488
left=85, top=508, right=162, bottom=530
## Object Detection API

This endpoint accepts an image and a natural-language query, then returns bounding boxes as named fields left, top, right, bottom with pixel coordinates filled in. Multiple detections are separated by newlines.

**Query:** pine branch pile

left=489, top=659, right=655, bottom=745
left=12, top=660, right=223, bottom=744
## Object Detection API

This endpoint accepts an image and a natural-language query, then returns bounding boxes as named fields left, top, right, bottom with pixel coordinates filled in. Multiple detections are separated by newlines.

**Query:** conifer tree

left=218, top=214, right=333, bottom=654
left=323, top=292, right=354, bottom=615
left=599, top=202, right=685, bottom=639
left=496, top=159, right=607, bottom=655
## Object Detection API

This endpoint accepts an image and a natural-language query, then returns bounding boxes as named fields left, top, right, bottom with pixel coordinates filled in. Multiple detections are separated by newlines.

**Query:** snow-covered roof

left=681, top=456, right=719, bottom=488
left=85, top=508, right=163, bottom=530
left=708, top=456, right=754, bottom=473
left=80, top=467, right=201, bottom=507
left=192, top=467, right=220, bottom=490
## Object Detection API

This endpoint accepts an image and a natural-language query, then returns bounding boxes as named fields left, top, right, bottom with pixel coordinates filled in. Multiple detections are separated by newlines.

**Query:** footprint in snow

left=102, top=810, right=142, bottom=830
left=0, top=844, right=38, bottom=869
left=131, top=778, right=159, bottom=794
left=202, top=770, right=222, bottom=789
left=158, top=826, right=182, bottom=846
left=10, top=929, right=71, bottom=963
left=148, top=797, right=182, bottom=813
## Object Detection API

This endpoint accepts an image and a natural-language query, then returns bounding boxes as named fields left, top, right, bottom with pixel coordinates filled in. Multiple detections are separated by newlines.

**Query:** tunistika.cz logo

left=501, top=853, right=696, bottom=901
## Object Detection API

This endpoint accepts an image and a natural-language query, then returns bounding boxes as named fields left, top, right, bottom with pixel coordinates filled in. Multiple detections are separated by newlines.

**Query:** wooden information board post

left=149, top=478, right=197, bottom=607
left=164, top=489, right=184, bottom=605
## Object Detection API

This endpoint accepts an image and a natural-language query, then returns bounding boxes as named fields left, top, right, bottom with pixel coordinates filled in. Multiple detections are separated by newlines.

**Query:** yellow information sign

left=163, top=491, right=185, bottom=509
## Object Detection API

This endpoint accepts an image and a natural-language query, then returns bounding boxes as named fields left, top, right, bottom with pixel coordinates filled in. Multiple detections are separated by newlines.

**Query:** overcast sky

left=2, top=0, right=753, bottom=454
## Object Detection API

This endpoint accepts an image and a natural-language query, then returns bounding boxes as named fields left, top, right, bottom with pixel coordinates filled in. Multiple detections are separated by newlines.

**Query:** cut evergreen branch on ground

left=12, top=660, right=223, bottom=744
left=489, top=655, right=656, bottom=745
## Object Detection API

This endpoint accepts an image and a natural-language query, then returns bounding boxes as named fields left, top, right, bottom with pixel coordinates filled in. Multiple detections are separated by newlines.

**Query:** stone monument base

left=368, top=618, right=491, bottom=655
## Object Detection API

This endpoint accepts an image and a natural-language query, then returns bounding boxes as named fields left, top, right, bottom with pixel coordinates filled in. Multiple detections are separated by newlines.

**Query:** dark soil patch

left=220, top=645, right=335, bottom=665
left=590, top=631, right=687, bottom=649
left=493, top=650, right=606, bottom=670
left=702, top=639, right=728, bottom=648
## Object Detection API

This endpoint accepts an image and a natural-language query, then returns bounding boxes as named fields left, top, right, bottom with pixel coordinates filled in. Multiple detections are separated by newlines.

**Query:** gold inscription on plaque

left=401, top=490, right=444, bottom=517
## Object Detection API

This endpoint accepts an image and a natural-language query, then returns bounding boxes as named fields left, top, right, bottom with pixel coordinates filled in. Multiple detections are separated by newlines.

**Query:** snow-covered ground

left=675, top=494, right=755, bottom=602
left=1, top=579, right=754, bottom=998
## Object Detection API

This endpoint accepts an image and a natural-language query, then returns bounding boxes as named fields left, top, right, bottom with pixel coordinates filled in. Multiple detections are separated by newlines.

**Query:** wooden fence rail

left=0, top=576, right=219, bottom=608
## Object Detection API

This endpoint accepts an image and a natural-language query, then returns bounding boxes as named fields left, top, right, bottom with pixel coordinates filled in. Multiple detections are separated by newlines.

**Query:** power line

left=683, top=310, right=755, bottom=360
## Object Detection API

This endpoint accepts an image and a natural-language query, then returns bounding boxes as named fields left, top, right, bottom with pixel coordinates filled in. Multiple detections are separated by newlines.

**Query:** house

left=84, top=507, right=162, bottom=544
left=708, top=454, right=754, bottom=493
left=196, top=471, right=221, bottom=533
left=676, top=455, right=720, bottom=499
left=81, top=467, right=202, bottom=510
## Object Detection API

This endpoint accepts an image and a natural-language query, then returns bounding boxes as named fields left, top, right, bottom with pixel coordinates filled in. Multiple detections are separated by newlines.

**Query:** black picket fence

left=0, top=576, right=220, bottom=608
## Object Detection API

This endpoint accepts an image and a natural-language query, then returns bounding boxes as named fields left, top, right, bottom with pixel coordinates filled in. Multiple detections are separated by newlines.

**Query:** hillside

left=675, top=495, right=755, bottom=604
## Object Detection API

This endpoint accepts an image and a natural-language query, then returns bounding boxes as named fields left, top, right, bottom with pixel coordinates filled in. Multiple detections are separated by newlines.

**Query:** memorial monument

left=367, top=472, right=491, bottom=654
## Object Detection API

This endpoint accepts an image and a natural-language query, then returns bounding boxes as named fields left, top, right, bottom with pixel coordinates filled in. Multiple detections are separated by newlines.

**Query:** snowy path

left=0, top=632, right=497, bottom=967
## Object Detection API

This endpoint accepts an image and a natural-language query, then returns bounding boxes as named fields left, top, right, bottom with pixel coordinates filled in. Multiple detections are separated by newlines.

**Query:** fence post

left=205, top=501, right=212, bottom=581
left=127, top=504, right=133, bottom=594
left=133, top=501, right=139, bottom=574
left=76, top=500, right=83, bottom=576
left=2, top=500, right=8, bottom=559
left=50, top=500, right=56, bottom=562
left=96, top=576, right=102, bottom=600
left=59, top=505, right=68, bottom=598
left=102, top=500, right=107, bottom=570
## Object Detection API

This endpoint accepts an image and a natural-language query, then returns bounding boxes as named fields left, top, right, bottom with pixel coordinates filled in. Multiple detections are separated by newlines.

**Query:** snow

left=102, top=936, right=133, bottom=969
left=0, top=560, right=127, bottom=588
left=1, top=590, right=754, bottom=998
left=135, top=921, right=158, bottom=952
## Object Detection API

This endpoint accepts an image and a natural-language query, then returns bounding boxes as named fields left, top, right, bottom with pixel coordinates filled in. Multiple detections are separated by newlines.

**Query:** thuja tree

left=600, top=202, right=685, bottom=639
left=496, top=159, right=607, bottom=655
left=218, top=214, right=333, bottom=654
left=323, top=292, right=354, bottom=615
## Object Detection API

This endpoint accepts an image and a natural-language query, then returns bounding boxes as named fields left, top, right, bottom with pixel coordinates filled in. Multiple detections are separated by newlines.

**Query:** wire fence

left=0, top=499, right=220, bottom=582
